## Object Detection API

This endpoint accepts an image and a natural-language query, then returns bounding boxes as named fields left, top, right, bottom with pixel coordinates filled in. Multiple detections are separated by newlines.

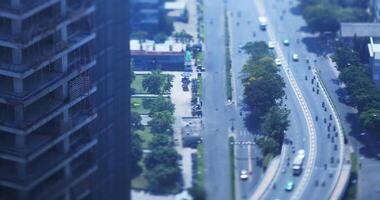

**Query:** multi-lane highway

left=224, top=0, right=345, bottom=199
left=202, top=0, right=346, bottom=199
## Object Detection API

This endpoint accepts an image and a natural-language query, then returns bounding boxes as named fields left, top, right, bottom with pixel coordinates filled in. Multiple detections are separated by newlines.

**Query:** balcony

left=0, top=0, right=60, bottom=19
left=0, top=85, right=96, bottom=135
left=33, top=162, right=97, bottom=200
left=0, top=31, right=96, bottom=78
left=0, top=137, right=97, bottom=190
left=0, top=58, right=96, bottom=105
left=0, top=109, right=97, bottom=162
left=0, top=1, right=95, bottom=49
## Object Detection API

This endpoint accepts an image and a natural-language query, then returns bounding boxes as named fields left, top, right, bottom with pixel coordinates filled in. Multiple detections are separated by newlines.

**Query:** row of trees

left=241, top=41, right=290, bottom=156
left=332, top=46, right=380, bottom=132
left=131, top=96, right=183, bottom=193
left=300, top=0, right=371, bottom=33
left=132, top=96, right=182, bottom=194
left=131, top=69, right=182, bottom=193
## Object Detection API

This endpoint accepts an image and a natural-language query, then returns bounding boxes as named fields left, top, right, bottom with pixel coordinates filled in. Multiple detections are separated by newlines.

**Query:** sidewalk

left=250, top=157, right=281, bottom=200
left=329, top=146, right=352, bottom=200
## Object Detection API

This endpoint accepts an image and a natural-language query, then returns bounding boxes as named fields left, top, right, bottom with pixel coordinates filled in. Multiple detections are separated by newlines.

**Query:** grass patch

left=196, top=144, right=205, bottom=185
left=135, top=126, right=154, bottom=149
left=131, top=74, right=146, bottom=94
left=197, top=76, right=203, bottom=99
left=131, top=97, right=150, bottom=114
left=132, top=173, right=149, bottom=190
left=263, top=153, right=274, bottom=171
left=132, top=157, right=149, bottom=190
left=229, top=136, right=235, bottom=200
left=224, top=10, right=233, bottom=101
left=343, top=153, right=358, bottom=200
left=195, top=52, right=204, bottom=66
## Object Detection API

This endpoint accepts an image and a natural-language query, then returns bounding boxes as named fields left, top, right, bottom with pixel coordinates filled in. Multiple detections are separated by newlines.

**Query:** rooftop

left=164, top=1, right=186, bottom=10
left=369, top=37, right=380, bottom=59
left=340, top=23, right=380, bottom=38
left=130, top=39, right=186, bottom=53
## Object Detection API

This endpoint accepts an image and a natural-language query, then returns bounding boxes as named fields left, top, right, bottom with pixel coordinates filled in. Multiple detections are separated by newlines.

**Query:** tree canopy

left=142, top=70, right=174, bottom=94
left=146, top=164, right=182, bottom=194
left=148, top=111, right=175, bottom=134
left=144, top=146, right=181, bottom=170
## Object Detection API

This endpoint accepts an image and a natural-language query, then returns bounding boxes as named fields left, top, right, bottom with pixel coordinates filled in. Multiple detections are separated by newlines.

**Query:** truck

left=292, top=149, right=305, bottom=176
left=258, top=17, right=267, bottom=30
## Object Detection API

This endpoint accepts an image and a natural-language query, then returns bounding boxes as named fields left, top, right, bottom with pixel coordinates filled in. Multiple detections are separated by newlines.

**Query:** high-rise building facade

left=0, top=0, right=130, bottom=199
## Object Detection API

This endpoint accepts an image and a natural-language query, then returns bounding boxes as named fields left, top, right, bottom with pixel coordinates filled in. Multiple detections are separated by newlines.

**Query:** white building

left=368, top=37, right=380, bottom=88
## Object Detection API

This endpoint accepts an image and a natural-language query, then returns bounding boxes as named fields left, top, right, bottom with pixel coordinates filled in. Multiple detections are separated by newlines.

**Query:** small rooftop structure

left=164, top=1, right=186, bottom=10
left=130, top=39, right=186, bottom=54
left=340, top=23, right=380, bottom=38
left=368, top=37, right=380, bottom=89
left=181, top=125, right=201, bottom=148
left=369, top=37, right=380, bottom=59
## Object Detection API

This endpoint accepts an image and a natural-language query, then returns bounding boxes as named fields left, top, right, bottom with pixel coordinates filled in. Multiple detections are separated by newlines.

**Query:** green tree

left=131, top=133, right=143, bottom=178
left=148, top=96, right=175, bottom=115
left=149, top=134, right=172, bottom=149
left=131, top=112, right=143, bottom=130
left=261, top=106, right=290, bottom=144
left=241, top=41, right=270, bottom=61
left=188, top=183, right=207, bottom=200
left=360, top=109, right=380, bottom=132
left=144, top=146, right=181, bottom=170
left=256, top=136, right=280, bottom=156
left=303, top=4, right=340, bottom=33
left=148, top=111, right=174, bottom=134
left=174, top=30, right=193, bottom=43
left=131, top=31, right=148, bottom=42
left=142, top=71, right=174, bottom=94
left=332, top=46, right=360, bottom=70
left=146, top=164, right=182, bottom=194
left=153, top=32, right=168, bottom=43
left=243, top=72, right=285, bottom=115
left=142, top=70, right=165, bottom=94
left=335, top=7, right=369, bottom=22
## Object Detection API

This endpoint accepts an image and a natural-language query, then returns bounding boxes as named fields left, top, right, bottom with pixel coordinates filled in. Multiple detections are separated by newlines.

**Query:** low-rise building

left=165, top=1, right=188, bottom=22
left=368, top=37, right=380, bottom=88
left=181, top=125, right=201, bottom=148
left=130, top=0, right=163, bottom=34
left=130, top=39, right=187, bottom=71
left=340, top=23, right=380, bottom=42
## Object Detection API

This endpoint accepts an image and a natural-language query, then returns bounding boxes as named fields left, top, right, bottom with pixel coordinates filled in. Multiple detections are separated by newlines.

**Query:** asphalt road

left=225, top=0, right=345, bottom=199
left=202, top=0, right=232, bottom=200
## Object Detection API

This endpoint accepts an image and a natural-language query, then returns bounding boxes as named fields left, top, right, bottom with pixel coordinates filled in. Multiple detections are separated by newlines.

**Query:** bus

left=292, top=149, right=305, bottom=176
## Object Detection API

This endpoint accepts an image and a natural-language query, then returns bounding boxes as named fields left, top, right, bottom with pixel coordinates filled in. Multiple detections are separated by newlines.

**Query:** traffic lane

left=239, top=1, right=316, bottom=198
left=228, top=1, right=271, bottom=198
left=263, top=65, right=311, bottom=200
left=261, top=1, right=343, bottom=199
left=248, top=0, right=340, bottom=199
left=203, top=1, right=232, bottom=200
left=265, top=0, right=341, bottom=173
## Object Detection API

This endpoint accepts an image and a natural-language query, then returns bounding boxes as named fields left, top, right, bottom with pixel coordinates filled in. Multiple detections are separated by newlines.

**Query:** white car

left=283, top=39, right=290, bottom=46
left=275, top=58, right=282, bottom=66
left=240, top=170, right=249, bottom=180
left=297, top=149, right=305, bottom=158
left=268, top=41, right=276, bottom=49
left=292, top=54, right=299, bottom=61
